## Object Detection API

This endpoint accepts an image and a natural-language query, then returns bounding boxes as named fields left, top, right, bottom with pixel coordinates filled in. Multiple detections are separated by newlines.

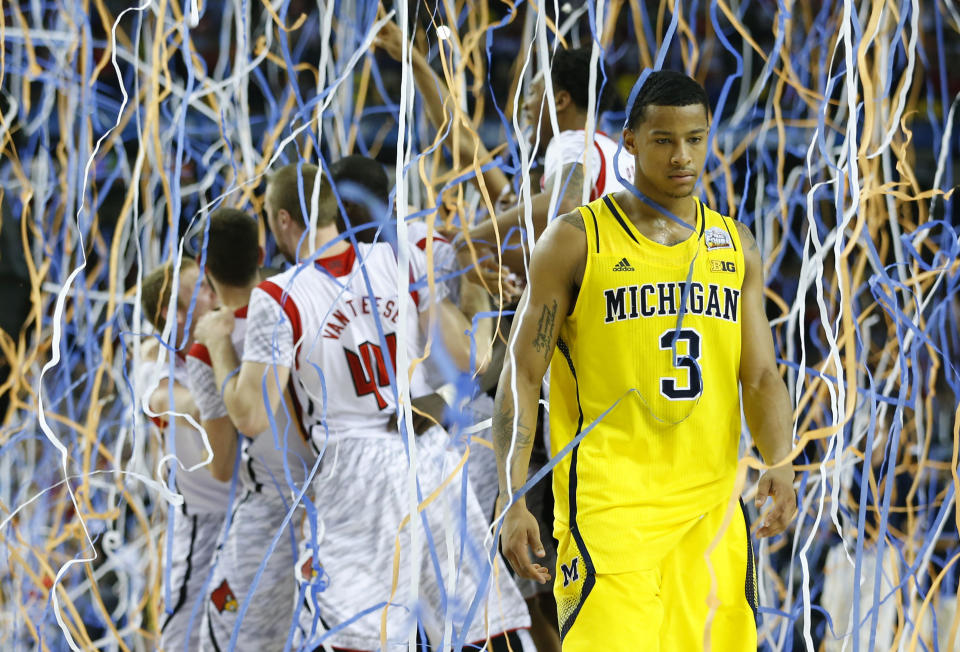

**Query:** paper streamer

left=0, top=1, right=957, bottom=650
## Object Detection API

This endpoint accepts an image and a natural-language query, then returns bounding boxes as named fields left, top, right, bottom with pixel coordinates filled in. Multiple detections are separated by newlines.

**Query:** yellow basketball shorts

left=554, top=499, right=758, bottom=651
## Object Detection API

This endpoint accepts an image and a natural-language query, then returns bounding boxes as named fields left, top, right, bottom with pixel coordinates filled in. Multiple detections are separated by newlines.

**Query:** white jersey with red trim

left=139, top=354, right=232, bottom=515
left=243, top=242, right=442, bottom=442
left=186, top=306, right=315, bottom=494
left=406, top=219, right=459, bottom=305
left=541, top=129, right=635, bottom=202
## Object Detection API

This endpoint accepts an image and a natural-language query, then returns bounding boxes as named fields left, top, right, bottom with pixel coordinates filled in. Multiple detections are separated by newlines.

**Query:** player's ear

left=554, top=89, right=571, bottom=112
left=622, top=127, right=638, bottom=155
left=257, top=246, right=265, bottom=266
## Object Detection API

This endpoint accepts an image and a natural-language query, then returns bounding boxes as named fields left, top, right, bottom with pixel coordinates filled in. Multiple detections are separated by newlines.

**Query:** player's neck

left=619, top=184, right=696, bottom=229
left=295, top=224, right=349, bottom=261
left=216, top=282, right=257, bottom=311
left=561, top=109, right=588, bottom=134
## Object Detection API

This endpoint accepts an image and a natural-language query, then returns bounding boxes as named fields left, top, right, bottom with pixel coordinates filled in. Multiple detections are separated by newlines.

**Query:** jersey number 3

left=659, top=328, right=703, bottom=400
left=345, top=333, right=397, bottom=409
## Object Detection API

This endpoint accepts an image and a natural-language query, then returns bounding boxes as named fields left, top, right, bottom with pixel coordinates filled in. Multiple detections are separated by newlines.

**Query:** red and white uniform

left=244, top=242, right=438, bottom=442
left=187, top=306, right=314, bottom=494
left=407, top=220, right=459, bottom=305
left=139, top=354, right=230, bottom=651
left=186, top=306, right=315, bottom=651
left=243, top=242, right=529, bottom=650
left=541, top=129, right=636, bottom=202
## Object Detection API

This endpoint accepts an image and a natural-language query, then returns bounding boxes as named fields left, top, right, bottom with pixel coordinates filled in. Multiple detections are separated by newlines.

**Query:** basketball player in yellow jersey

left=492, top=70, right=798, bottom=651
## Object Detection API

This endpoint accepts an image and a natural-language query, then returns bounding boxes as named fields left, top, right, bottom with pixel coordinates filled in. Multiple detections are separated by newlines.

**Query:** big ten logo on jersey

left=710, top=259, right=737, bottom=274
left=344, top=333, right=397, bottom=409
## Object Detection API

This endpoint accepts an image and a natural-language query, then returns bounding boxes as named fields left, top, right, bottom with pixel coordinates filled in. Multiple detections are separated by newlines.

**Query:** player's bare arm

left=147, top=381, right=198, bottom=420
left=424, top=296, right=493, bottom=374
left=736, top=220, right=797, bottom=538
left=493, top=209, right=585, bottom=583
left=144, top=351, right=202, bottom=432
left=185, top=348, right=242, bottom=482
left=374, top=20, right=510, bottom=201
left=468, top=162, right=588, bottom=273
left=200, top=416, right=239, bottom=482
left=195, top=307, right=288, bottom=437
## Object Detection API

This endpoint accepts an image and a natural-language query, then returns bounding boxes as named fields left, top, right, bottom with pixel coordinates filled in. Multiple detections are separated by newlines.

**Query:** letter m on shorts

left=560, top=557, right=580, bottom=587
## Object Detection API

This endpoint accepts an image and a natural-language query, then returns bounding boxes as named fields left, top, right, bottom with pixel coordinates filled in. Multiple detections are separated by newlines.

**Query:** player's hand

left=496, top=496, right=551, bottom=584
left=388, top=393, right=448, bottom=435
left=755, top=466, right=797, bottom=538
left=455, top=242, right=522, bottom=302
left=139, top=336, right=159, bottom=361
left=495, top=190, right=518, bottom=215
left=194, top=308, right=235, bottom=346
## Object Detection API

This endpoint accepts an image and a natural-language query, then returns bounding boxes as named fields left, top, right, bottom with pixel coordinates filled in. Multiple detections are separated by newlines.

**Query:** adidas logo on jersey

left=612, top=257, right=635, bottom=271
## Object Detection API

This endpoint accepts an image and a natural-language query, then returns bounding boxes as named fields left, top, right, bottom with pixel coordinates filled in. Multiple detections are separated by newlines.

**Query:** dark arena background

left=0, top=0, right=958, bottom=650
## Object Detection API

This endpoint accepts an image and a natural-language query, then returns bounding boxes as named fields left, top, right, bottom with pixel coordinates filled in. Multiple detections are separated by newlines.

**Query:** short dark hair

left=551, top=48, right=611, bottom=112
left=201, top=208, right=260, bottom=287
left=331, top=155, right=390, bottom=205
left=266, top=162, right=337, bottom=228
left=331, top=155, right=390, bottom=243
left=626, top=71, right=710, bottom=129
left=141, top=259, right=197, bottom=330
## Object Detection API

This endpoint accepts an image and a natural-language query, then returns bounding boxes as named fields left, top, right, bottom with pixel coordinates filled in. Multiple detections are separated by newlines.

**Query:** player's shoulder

left=534, top=209, right=588, bottom=265
left=405, top=219, right=451, bottom=252
left=357, top=241, right=403, bottom=270
left=594, top=129, right=620, bottom=148
left=544, top=129, right=587, bottom=157
left=730, top=219, right=759, bottom=256
left=256, top=264, right=297, bottom=290
left=552, top=128, right=587, bottom=145
left=186, top=341, right=212, bottom=366
left=405, top=219, right=427, bottom=245
left=249, top=266, right=303, bottom=315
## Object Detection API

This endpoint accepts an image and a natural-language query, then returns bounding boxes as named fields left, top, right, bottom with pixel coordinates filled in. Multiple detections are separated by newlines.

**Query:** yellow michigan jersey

left=549, top=194, right=745, bottom=577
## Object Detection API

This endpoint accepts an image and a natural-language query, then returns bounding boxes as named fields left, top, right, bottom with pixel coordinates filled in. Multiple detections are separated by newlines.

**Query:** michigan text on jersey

left=603, top=282, right=740, bottom=324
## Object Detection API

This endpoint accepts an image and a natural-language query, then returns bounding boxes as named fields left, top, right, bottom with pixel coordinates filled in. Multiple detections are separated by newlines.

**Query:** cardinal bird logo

left=211, top=579, right=238, bottom=613
left=300, top=555, right=318, bottom=582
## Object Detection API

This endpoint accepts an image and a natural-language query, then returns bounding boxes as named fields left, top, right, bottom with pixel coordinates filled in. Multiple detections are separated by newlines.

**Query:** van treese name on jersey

left=603, top=281, right=740, bottom=324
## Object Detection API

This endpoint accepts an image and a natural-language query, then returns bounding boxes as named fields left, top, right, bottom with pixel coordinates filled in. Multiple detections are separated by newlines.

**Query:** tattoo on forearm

left=493, top=403, right=533, bottom=460
left=532, top=300, right=558, bottom=360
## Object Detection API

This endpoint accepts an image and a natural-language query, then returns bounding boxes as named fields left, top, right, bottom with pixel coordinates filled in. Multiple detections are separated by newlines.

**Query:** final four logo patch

left=705, top=226, right=734, bottom=250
